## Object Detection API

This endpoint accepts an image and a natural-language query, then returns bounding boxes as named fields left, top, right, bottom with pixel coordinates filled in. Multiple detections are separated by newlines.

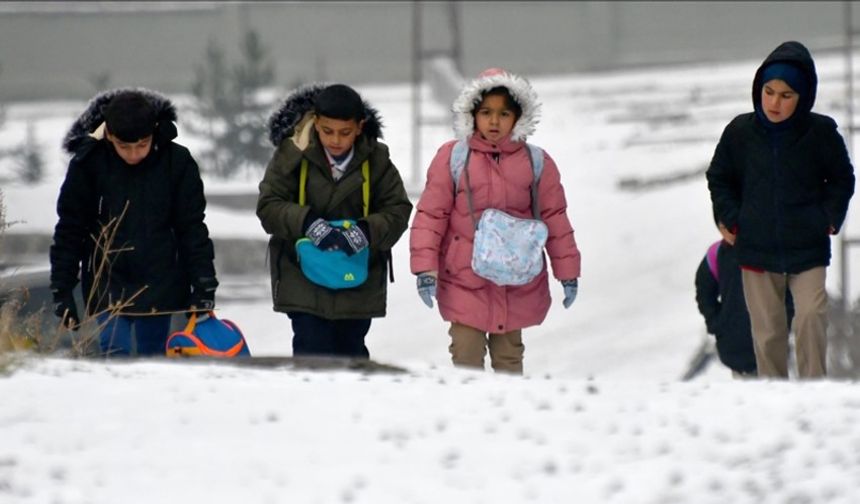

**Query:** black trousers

left=287, top=312, right=371, bottom=358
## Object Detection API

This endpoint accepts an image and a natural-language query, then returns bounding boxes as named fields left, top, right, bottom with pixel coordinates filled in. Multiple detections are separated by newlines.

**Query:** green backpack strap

left=299, top=158, right=309, bottom=206
left=299, top=157, right=370, bottom=217
left=361, top=160, right=370, bottom=217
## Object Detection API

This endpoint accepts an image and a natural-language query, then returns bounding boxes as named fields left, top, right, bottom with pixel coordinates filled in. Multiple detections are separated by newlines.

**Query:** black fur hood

left=267, top=84, right=383, bottom=148
left=62, top=87, right=178, bottom=154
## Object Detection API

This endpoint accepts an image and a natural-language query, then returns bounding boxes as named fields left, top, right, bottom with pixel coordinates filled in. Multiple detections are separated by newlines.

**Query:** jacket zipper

left=772, top=142, right=787, bottom=273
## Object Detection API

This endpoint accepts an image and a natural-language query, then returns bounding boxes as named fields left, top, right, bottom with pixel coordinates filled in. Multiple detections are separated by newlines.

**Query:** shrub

left=187, top=28, right=276, bottom=179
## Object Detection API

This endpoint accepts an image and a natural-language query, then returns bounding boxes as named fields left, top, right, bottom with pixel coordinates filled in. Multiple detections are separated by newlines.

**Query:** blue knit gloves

left=561, top=279, right=578, bottom=309
left=417, top=272, right=437, bottom=308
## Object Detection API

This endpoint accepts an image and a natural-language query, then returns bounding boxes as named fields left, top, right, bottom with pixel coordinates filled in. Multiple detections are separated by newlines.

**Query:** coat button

left=454, top=236, right=459, bottom=241
left=446, top=269, right=451, bottom=274
left=498, top=325, right=503, bottom=330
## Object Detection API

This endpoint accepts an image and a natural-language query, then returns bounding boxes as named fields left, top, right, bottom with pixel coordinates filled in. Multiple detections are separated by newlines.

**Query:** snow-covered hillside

left=2, top=52, right=860, bottom=503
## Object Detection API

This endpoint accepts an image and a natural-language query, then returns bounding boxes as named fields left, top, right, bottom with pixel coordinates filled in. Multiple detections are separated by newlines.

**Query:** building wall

left=0, top=1, right=852, bottom=102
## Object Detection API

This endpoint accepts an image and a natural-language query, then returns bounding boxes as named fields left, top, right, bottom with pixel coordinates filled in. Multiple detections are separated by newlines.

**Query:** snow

left=2, top=53, right=860, bottom=503
left=3, top=358, right=860, bottom=503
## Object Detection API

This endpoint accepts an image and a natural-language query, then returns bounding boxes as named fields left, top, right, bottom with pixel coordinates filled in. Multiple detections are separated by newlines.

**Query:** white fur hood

left=452, top=68, right=540, bottom=142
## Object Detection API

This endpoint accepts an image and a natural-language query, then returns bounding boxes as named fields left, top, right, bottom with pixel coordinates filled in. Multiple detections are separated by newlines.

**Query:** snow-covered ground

left=2, top=52, right=860, bottom=503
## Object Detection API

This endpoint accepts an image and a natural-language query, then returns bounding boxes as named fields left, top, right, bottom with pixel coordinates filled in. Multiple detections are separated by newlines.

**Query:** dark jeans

left=287, top=312, right=371, bottom=358
left=96, top=313, right=172, bottom=356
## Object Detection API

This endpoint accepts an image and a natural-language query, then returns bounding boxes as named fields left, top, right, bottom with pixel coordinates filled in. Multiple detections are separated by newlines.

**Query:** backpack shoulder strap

left=706, top=240, right=721, bottom=281
left=361, top=159, right=370, bottom=217
left=526, top=143, right=545, bottom=219
left=299, top=157, right=370, bottom=217
left=526, top=143, right=544, bottom=180
left=299, top=158, right=309, bottom=206
left=450, top=139, right=546, bottom=220
left=449, top=139, right=470, bottom=192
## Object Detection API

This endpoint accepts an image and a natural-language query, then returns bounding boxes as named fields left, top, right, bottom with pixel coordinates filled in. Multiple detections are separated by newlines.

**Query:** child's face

left=761, top=79, right=799, bottom=123
left=314, top=116, right=364, bottom=157
left=474, top=94, right=516, bottom=143
left=106, top=131, right=153, bottom=166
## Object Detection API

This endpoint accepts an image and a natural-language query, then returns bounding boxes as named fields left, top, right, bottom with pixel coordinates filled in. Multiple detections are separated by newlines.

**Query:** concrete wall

left=0, top=1, right=854, bottom=102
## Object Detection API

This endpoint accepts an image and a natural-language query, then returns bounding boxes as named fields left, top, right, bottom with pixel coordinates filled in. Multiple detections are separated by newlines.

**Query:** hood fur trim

left=62, top=87, right=177, bottom=153
left=452, top=70, right=540, bottom=141
left=267, top=84, right=383, bottom=147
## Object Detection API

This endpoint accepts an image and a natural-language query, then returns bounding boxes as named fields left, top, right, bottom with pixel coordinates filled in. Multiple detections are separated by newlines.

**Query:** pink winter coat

left=410, top=133, right=581, bottom=333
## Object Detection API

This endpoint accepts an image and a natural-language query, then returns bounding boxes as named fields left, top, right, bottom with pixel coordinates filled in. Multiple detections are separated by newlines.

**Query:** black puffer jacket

left=695, top=240, right=795, bottom=374
left=695, top=241, right=757, bottom=373
left=50, top=88, right=217, bottom=315
left=706, top=41, right=855, bottom=273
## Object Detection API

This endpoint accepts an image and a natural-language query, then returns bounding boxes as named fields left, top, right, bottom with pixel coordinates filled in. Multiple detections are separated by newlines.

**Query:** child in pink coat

left=409, top=68, right=581, bottom=374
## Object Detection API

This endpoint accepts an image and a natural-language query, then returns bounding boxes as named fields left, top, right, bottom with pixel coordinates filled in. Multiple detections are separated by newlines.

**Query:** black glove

left=189, top=276, right=217, bottom=313
left=339, top=221, right=370, bottom=256
left=303, top=212, right=340, bottom=250
left=52, top=290, right=80, bottom=331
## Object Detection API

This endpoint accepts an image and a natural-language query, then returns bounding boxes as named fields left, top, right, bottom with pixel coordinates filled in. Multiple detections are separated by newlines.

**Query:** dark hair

left=104, top=91, right=157, bottom=142
left=313, top=84, right=365, bottom=123
left=473, top=86, right=523, bottom=120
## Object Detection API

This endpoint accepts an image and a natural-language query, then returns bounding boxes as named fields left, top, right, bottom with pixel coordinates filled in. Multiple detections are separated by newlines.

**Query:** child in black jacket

left=695, top=237, right=794, bottom=377
left=695, top=239, right=757, bottom=376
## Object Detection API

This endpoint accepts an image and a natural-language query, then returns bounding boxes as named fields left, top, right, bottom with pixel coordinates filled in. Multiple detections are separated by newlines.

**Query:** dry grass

left=0, top=198, right=180, bottom=365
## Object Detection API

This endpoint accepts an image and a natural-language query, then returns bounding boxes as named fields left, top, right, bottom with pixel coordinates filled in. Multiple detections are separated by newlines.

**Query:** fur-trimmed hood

left=62, top=87, right=178, bottom=154
left=267, top=84, right=383, bottom=149
left=452, top=68, right=540, bottom=142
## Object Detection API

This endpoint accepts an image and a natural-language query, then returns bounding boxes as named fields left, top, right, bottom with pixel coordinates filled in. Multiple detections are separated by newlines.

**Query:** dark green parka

left=257, top=86, right=412, bottom=319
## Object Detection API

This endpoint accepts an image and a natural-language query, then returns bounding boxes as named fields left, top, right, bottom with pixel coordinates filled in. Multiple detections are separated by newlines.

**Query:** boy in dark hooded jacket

left=50, top=89, right=218, bottom=356
left=257, top=84, right=412, bottom=358
left=706, top=41, right=855, bottom=378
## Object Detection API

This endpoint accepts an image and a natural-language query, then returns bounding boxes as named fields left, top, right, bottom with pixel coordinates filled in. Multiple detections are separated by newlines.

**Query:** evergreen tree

left=188, top=28, right=275, bottom=179
left=14, top=122, right=44, bottom=184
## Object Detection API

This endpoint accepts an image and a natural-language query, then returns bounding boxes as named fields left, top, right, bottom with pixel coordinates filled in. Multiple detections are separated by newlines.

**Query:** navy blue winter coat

left=706, top=41, right=855, bottom=273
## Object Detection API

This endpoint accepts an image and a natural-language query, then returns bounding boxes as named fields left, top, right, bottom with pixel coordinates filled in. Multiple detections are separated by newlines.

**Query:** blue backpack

left=166, top=312, right=251, bottom=358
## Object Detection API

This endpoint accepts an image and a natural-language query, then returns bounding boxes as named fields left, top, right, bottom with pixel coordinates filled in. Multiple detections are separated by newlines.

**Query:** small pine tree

left=14, top=122, right=44, bottom=184
left=188, top=28, right=276, bottom=179
left=88, top=70, right=112, bottom=93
